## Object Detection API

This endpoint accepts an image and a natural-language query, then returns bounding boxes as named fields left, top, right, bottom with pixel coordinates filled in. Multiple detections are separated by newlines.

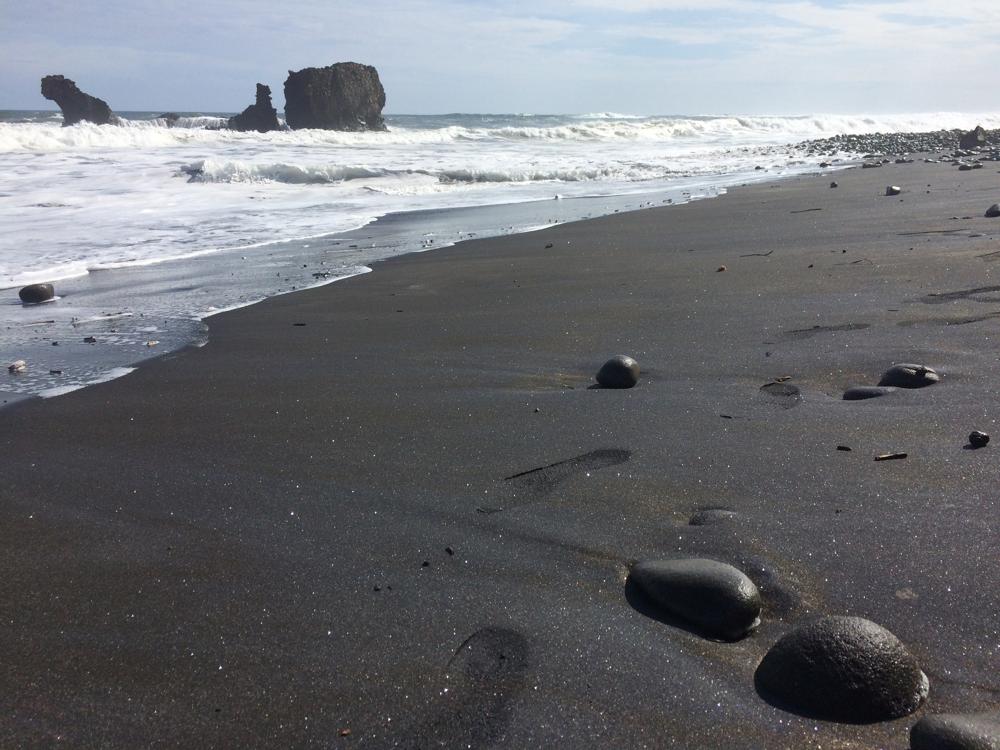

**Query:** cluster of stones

left=798, top=126, right=1000, bottom=159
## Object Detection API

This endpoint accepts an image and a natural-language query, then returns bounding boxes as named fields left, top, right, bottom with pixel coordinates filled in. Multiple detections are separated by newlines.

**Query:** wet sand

left=1, top=160, right=998, bottom=748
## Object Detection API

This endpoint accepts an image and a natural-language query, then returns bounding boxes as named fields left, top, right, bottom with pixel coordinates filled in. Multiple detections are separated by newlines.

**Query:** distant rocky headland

left=40, top=62, right=387, bottom=132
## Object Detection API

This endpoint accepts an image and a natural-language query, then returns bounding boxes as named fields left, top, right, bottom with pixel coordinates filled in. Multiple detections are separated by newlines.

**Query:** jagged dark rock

left=228, top=84, right=280, bottom=133
left=40, top=75, right=113, bottom=126
left=283, top=63, right=386, bottom=131
left=158, top=113, right=180, bottom=127
left=960, top=125, right=988, bottom=150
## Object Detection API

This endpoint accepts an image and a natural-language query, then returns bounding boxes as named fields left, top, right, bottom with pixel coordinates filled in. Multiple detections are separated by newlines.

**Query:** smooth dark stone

left=969, top=431, right=990, bottom=449
left=843, top=385, right=896, bottom=401
left=911, top=713, right=1000, bottom=750
left=886, top=186, right=902, bottom=196
left=627, top=558, right=762, bottom=641
left=688, top=509, right=738, bottom=526
left=755, top=616, right=928, bottom=723
left=830, top=181, right=839, bottom=188
left=18, top=283, right=55, bottom=304
left=596, top=355, right=640, bottom=389
left=986, top=204, right=1000, bottom=218
left=878, top=363, right=940, bottom=389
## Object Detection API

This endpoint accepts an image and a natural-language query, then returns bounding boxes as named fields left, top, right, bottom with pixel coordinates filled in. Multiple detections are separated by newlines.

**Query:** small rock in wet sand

left=830, top=181, right=839, bottom=188
left=843, top=385, right=896, bottom=401
left=596, top=355, right=640, bottom=389
left=910, top=712, right=1000, bottom=750
left=969, top=431, right=990, bottom=449
left=878, top=363, right=939, bottom=389
left=18, top=283, right=55, bottom=304
left=688, top=509, right=738, bottom=526
left=627, top=558, right=761, bottom=641
left=83, top=336, right=97, bottom=344
left=755, top=615, right=928, bottom=723
left=986, top=204, right=1000, bottom=218
left=886, top=185, right=902, bottom=196
left=717, top=265, right=727, bottom=272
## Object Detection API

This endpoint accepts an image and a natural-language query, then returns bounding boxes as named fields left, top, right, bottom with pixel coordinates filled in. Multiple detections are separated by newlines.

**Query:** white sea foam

left=0, top=110, right=996, bottom=287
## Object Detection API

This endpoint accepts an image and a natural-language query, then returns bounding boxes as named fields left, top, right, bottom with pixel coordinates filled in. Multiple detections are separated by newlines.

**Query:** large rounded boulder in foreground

left=18, top=283, right=55, bottom=304
left=878, top=363, right=940, bottom=389
left=911, top=713, right=1000, bottom=750
left=627, top=558, right=762, bottom=641
left=755, top=616, right=928, bottom=723
left=986, top=204, right=1000, bottom=218
left=596, top=355, right=640, bottom=389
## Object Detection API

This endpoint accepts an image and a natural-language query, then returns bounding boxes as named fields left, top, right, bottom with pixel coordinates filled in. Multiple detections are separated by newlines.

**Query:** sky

left=2, top=0, right=999, bottom=114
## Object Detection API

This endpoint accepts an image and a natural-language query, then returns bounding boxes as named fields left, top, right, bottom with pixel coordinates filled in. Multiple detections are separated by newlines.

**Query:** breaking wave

left=4, top=111, right=1000, bottom=153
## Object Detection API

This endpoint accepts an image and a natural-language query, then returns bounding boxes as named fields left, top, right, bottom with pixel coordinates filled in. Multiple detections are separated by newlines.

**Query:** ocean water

left=1, top=109, right=997, bottom=401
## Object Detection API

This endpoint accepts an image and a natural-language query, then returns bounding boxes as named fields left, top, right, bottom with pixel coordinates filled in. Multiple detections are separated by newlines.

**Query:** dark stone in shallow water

left=755, top=616, right=928, bottom=723
left=627, top=558, right=761, bottom=641
left=18, top=283, right=54, bottom=304
left=843, top=385, right=896, bottom=401
left=910, top=713, right=1000, bottom=750
left=596, top=355, right=640, bottom=389
left=878, top=363, right=939, bottom=389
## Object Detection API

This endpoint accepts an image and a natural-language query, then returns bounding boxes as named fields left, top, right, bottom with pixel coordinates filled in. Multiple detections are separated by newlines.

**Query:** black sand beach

left=2, top=160, right=998, bottom=748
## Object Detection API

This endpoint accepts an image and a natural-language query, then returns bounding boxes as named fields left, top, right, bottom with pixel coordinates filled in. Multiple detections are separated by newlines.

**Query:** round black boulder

left=986, top=204, right=1000, bottom=218
left=878, top=363, right=940, bottom=389
left=18, top=283, right=55, bottom=304
left=843, top=385, right=896, bottom=401
left=910, top=713, right=1000, bottom=750
left=596, top=355, right=640, bottom=389
left=627, top=558, right=761, bottom=641
left=755, top=615, right=928, bottom=723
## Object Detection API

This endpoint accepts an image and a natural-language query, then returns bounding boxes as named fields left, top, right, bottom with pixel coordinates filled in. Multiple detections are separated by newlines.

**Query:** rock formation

left=227, top=84, right=281, bottom=133
left=283, top=63, right=386, bottom=131
left=960, top=125, right=987, bottom=150
left=40, top=75, right=113, bottom=126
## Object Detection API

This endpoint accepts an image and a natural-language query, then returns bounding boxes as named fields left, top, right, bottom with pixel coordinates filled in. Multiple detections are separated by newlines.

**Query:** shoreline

left=2, top=156, right=998, bottom=747
left=0, top=164, right=796, bottom=407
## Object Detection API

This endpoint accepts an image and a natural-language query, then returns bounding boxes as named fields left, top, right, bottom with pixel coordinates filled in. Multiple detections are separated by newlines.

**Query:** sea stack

left=283, top=63, right=386, bottom=131
left=228, top=84, right=281, bottom=133
left=40, top=75, right=113, bottom=126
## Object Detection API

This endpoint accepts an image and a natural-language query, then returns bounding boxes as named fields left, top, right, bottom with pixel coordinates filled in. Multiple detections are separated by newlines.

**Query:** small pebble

left=886, top=185, right=902, bottom=196
left=969, top=431, right=990, bottom=449
left=717, top=265, right=727, bottom=272
left=596, top=355, right=640, bottom=389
